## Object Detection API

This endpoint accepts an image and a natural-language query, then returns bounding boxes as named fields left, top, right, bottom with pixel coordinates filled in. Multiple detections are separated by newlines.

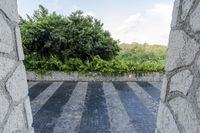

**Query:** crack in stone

left=166, top=102, right=186, bottom=133
left=0, top=103, right=13, bottom=133
left=185, top=0, right=200, bottom=20
left=166, top=91, right=187, bottom=102
left=176, top=0, right=184, bottom=28
left=0, top=51, right=17, bottom=60
left=182, top=0, right=200, bottom=43
left=163, top=74, right=171, bottom=103
left=186, top=76, right=200, bottom=125
left=0, top=8, right=19, bottom=60
left=166, top=43, right=200, bottom=76
left=171, top=1, right=200, bottom=44
left=0, top=62, right=22, bottom=133
left=0, top=9, right=18, bottom=26
left=0, top=95, right=29, bottom=133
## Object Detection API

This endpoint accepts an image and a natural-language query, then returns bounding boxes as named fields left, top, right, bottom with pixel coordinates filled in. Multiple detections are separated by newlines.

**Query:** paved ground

left=28, top=81, right=162, bottom=133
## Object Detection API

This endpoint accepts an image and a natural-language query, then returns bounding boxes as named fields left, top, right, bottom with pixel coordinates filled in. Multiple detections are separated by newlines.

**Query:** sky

left=17, top=0, right=174, bottom=45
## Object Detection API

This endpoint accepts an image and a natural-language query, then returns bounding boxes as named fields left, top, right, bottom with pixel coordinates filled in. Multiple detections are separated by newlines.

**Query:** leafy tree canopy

left=20, top=5, right=120, bottom=61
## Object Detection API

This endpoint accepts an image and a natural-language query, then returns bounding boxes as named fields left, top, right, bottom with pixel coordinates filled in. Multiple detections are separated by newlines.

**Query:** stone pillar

left=0, top=0, right=34, bottom=133
left=156, top=0, right=200, bottom=133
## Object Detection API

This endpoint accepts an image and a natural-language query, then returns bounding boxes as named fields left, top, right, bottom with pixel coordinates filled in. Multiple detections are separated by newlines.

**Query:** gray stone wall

left=0, top=0, right=34, bottom=133
left=26, top=71, right=163, bottom=82
left=156, top=0, right=200, bottom=133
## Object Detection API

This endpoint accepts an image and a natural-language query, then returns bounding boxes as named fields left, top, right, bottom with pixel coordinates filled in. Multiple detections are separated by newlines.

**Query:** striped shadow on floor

left=29, top=81, right=161, bottom=133
left=136, top=81, right=160, bottom=102
left=148, top=82, right=162, bottom=90
left=28, top=82, right=39, bottom=89
left=53, top=82, right=88, bottom=133
left=78, top=82, right=111, bottom=133
left=127, top=82, right=159, bottom=116
left=33, top=82, right=77, bottom=133
left=31, top=82, right=63, bottom=116
left=113, top=82, right=156, bottom=133
left=103, top=82, right=136, bottom=133
left=29, top=82, right=53, bottom=101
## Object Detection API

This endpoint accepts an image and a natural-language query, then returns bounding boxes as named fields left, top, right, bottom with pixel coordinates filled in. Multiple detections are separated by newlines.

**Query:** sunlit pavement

left=28, top=81, right=161, bottom=133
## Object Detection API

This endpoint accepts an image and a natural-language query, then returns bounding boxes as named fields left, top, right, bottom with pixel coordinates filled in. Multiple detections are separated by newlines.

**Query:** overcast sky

left=17, top=0, right=174, bottom=45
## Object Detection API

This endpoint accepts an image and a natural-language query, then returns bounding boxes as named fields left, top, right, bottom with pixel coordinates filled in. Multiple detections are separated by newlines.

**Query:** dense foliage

left=24, top=43, right=167, bottom=75
left=20, top=5, right=120, bottom=61
left=21, top=5, right=167, bottom=75
left=117, top=43, right=167, bottom=63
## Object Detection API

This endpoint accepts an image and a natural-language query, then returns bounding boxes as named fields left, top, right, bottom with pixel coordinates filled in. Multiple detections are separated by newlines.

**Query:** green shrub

left=20, top=5, right=120, bottom=62
left=25, top=55, right=165, bottom=75
left=116, top=43, right=167, bottom=63
left=22, top=6, right=167, bottom=75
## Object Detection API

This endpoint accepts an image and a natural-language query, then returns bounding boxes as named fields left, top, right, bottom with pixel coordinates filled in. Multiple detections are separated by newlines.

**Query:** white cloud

left=112, top=3, right=173, bottom=45
left=83, top=11, right=95, bottom=17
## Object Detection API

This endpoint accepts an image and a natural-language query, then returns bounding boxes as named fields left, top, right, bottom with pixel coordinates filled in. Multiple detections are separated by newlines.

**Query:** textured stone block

left=169, top=97, right=200, bottom=133
left=15, top=27, right=24, bottom=60
left=0, top=88, right=9, bottom=124
left=0, top=57, right=15, bottom=81
left=158, top=1, right=200, bottom=132
left=0, top=0, right=34, bottom=132
left=181, top=0, right=195, bottom=20
left=166, top=30, right=199, bottom=71
left=196, top=55, right=200, bottom=70
left=3, top=104, right=26, bottom=133
left=171, top=0, right=180, bottom=28
left=160, top=75, right=168, bottom=102
left=0, top=0, right=19, bottom=22
left=0, top=14, right=13, bottom=54
left=156, top=102, right=179, bottom=133
left=196, top=87, right=200, bottom=109
left=190, top=3, right=200, bottom=32
left=6, top=63, right=28, bottom=102
left=170, top=70, right=193, bottom=95
left=24, top=97, right=33, bottom=129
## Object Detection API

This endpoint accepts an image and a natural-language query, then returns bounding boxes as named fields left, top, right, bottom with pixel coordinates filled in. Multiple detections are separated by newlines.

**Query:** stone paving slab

left=32, top=82, right=77, bottom=133
left=113, top=82, right=156, bottom=133
left=53, top=82, right=88, bottom=133
left=127, top=82, right=159, bottom=116
left=31, top=82, right=63, bottom=116
left=103, top=82, right=136, bottom=133
left=28, top=81, right=161, bottom=133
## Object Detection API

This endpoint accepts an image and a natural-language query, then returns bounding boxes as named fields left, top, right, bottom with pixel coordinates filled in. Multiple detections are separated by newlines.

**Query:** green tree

left=20, top=5, right=120, bottom=61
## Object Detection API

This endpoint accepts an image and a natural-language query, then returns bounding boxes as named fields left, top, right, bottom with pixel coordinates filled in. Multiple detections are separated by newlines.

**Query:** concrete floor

left=28, top=81, right=162, bottom=133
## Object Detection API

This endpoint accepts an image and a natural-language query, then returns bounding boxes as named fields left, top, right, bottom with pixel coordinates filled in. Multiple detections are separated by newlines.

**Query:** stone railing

left=26, top=71, right=163, bottom=82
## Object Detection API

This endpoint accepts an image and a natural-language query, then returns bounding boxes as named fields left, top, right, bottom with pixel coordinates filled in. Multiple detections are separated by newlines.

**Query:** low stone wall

left=26, top=71, right=163, bottom=82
